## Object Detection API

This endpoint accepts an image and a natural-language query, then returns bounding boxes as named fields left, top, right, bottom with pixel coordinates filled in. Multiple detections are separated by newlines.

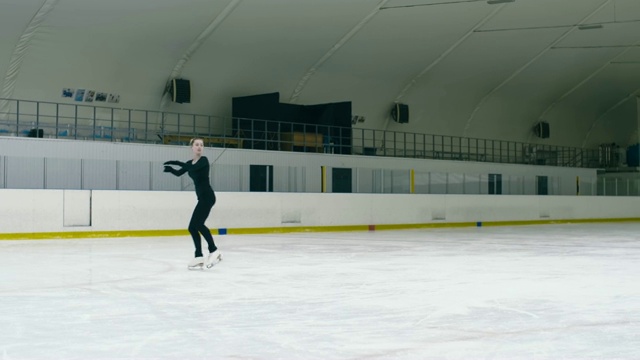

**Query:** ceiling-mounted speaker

left=391, top=103, right=409, bottom=124
left=170, top=79, right=191, bottom=103
left=533, top=121, right=550, bottom=138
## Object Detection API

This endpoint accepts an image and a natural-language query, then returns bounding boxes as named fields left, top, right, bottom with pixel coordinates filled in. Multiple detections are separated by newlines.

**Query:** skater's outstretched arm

left=164, top=160, right=185, bottom=166
left=163, top=160, right=188, bottom=176
left=163, top=166, right=186, bottom=176
left=163, top=156, right=209, bottom=177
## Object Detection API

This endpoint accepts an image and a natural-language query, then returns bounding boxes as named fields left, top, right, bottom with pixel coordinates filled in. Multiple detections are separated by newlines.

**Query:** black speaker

left=28, top=128, right=43, bottom=138
left=170, top=79, right=191, bottom=103
left=391, top=103, right=409, bottom=124
left=533, top=122, right=550, bottom=138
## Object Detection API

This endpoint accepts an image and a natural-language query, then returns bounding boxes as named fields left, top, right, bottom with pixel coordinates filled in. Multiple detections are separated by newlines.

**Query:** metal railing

left=0, top=97, right=604, bottom=168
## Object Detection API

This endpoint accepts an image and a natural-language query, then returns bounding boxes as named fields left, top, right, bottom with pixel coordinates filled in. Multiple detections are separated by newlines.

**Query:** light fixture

left=487, top=0, right=515, bottom=4
left=578, top=24, right=604, bottom=30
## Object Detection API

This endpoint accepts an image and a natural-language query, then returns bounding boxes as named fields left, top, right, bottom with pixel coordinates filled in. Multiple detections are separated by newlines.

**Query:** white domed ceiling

left=1, top=0, right=640, bottom=148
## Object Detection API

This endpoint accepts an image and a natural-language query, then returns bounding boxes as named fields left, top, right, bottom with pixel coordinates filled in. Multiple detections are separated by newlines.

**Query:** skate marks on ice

left=0, top=239, right=176, bottom=293
left=1, top=223, right=640, bottom=359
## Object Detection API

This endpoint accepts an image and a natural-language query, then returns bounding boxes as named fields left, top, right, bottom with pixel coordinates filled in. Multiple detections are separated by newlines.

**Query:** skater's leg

left=194, top=198, right=217, bottom=253
left=200, top=226, right=217, bottom=253
left=188, top=202, right=207, bottom=258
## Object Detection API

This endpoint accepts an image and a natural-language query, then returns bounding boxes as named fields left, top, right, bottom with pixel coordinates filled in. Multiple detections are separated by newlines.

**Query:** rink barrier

left=0, top=229, right=190, bottom=240
left=2, top=217, right=640, bottom=240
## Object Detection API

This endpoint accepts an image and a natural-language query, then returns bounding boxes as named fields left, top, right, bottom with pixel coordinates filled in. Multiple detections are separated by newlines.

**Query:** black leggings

left=188, top=197, right=216, bottom=257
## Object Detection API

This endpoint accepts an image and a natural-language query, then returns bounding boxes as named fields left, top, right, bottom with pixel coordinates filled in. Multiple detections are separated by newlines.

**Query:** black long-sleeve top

left=165, top=157, right=215, bottom=201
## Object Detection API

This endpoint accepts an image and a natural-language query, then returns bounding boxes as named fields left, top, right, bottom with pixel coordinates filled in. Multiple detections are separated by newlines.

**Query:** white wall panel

left=6, top=156, right=43, bottom=189
left=447, top=173, right=464, bottom=194
left=580, top=177, right=596, bottom=196
left=281, top=166, right=305, bottom=193
left=0, top=190, right=62, bottom=232
left=413, top=171, right=429, bottom=195
left=371, top=169, right=383, bottom=194
left=152, top=161, right=182, bottom=191
left=384, top=170, right=410, bottom=194
left=45, top=158, right=81, bottom=189
left=90, top=190, right=195, bottom=231
left=0, top=156, right=5, bottom=188
left=507, top=175, right=523, bottom=195
left=63, top=190, right=91, bottom=227
left=211, top=164, right=243, bottom=192
left=82, top=159, right=116, bottom=190
left=117, top=160, right=150, bottom=191
left=356, top=168, right=374, bottom=194
left=524, top=175, right=536, bottom=195
left=479, top=174, right=489, bottom=195
left=464, top=174, right=481, bottom=195
left=3, top=189, right=640, bottom=235
left=430, top=172, right=447, bottom=194
left=0, top=137, right=598, bottom=195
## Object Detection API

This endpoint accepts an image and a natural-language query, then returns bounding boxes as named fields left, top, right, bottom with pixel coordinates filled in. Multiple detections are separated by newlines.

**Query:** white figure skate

left=188, top=256, right=204, bottom=270
left=205, top=250, right=223, bottom=269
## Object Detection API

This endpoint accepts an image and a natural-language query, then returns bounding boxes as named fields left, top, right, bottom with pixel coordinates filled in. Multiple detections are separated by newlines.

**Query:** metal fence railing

left=0, top=97, right=605, bottom=168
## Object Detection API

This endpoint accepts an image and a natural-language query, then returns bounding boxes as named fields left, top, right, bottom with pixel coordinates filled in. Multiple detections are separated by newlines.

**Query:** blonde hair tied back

left=189, top=138, right=204, bottom=146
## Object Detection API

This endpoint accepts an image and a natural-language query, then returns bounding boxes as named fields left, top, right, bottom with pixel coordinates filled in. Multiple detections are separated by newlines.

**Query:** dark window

left=489, top=174, right=502, bottom=195
left=250, top=165, right=273, bottom=192
left=537, top=176, right=548, bottom=195
left=332, top=168, right=352, bottom=193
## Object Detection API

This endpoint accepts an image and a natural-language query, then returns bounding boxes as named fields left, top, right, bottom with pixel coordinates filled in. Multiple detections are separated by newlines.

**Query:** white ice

left=1, top=223, right=640, bottom=360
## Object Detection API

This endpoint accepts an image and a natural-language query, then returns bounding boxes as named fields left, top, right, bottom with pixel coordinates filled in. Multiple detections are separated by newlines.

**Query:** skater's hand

left=163, top=165, right=173, bottom=173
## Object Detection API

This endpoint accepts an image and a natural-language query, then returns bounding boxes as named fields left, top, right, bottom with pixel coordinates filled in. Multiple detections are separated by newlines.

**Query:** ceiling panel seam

left=157, top=0, right=242, bottom=114
left=537, top=43, right=637, bottom=143
left=382, top=3, right=504, bottom=131
left=582, top=90, right=640, bottom=148
left=288, top=0, right=390, bottom=104
left=394, top=5, right=503, bottom=102
left=381, top=0, right=487, bottom=10
left=475, top=18, right=640, bottom=33
left=463, top=0, right=612, bottom=138
left=0, top=0, right=60, bottom=118
left=539, top=33, right=640, bottom=145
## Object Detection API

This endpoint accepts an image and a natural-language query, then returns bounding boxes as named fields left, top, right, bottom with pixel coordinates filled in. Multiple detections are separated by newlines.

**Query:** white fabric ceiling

left=1, top=0, right=640, bottom=148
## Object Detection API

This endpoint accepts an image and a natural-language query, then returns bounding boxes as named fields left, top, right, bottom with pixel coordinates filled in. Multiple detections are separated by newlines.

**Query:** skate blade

left=187, top=264, right=203, bottom=270
left=205, top=254, right=223, bottom=269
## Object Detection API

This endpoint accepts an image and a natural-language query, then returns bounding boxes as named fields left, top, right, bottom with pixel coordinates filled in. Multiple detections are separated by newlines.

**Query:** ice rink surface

left=1, top=223, right=640, bottom=360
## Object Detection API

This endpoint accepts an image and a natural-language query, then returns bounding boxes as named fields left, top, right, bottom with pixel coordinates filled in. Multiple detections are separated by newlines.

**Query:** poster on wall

left=108, top=93, right=120, bottom=103
left=84, top=90, right=95, bottom=102
left=63, top=88, right=120, bottom=104
left=62, top=88, right=74, bottom=98
left=95, top=92, right=108, bottom=102
left=74, top=89, right=85, bottom=102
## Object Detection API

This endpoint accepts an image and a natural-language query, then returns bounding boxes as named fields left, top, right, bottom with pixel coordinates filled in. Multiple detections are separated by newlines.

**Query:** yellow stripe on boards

left=224, top=224, right=370, bottom=235
left=480, top=217, right=640, bottom=227
left=0, top=229, right=190, bottom=241
left=2, top=217, right=640, bottom=241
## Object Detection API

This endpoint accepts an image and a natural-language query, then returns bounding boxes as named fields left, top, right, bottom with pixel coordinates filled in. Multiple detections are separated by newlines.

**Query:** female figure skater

left=163, top=138, right=222, bottom=269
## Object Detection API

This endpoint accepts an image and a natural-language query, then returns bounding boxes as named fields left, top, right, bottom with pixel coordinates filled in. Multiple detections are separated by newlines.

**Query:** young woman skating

left=164, top=138, right=222, bottom=269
